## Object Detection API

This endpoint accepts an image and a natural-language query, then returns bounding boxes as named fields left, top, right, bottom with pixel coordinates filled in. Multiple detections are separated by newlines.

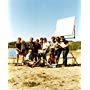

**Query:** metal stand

left=69, top=51, right=78, bottom=65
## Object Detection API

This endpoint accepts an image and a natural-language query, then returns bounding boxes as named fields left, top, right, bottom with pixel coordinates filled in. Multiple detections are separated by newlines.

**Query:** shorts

left=16, top=50, right=21, bottom=55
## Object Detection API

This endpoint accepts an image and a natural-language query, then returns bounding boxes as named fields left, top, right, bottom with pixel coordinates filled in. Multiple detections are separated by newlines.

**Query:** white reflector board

left=54, top=16, right=75, bottom=37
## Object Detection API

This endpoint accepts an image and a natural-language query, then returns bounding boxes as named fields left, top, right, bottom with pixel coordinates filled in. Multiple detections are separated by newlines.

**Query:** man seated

left=24, top=49, right=36, bottom=67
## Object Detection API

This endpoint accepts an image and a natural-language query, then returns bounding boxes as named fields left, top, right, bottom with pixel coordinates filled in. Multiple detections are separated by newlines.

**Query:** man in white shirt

left=50, top=36, right=56, bottom=49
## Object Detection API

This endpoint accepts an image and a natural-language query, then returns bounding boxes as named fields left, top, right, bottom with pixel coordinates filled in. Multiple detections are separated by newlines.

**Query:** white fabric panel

left=54, top=16, right=75, bottom=37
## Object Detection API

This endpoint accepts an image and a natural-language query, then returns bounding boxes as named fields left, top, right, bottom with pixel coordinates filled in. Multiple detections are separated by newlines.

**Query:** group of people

left=15, top=36, right=69, bottom=67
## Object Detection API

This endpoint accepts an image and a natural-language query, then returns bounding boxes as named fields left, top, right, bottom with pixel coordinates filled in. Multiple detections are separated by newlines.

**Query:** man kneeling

left=24, top=49, right=36, bottom=67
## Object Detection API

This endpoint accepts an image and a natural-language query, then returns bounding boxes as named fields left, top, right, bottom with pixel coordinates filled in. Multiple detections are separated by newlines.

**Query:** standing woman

left=15, top=37, right=21, bottom=65
left=42, top=38, right=50, bottom=60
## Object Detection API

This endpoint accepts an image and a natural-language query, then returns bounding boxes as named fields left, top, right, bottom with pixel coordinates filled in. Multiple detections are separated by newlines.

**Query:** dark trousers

left=38, top=53, right=45, bottom=66
left=34, top=53, right=38, bottom=62
left=55, top=48, right=62, bottom=64
left=63, top=48, right=69, bottom=66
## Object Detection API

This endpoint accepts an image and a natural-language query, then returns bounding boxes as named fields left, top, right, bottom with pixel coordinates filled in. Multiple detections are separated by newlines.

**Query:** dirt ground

left=8, top=65, right=81, bottom=90
left=8, top=50, right=81, bottom=90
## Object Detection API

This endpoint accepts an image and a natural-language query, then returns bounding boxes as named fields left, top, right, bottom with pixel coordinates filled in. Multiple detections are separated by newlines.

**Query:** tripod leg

left=70, top=52, right=78, bottom=65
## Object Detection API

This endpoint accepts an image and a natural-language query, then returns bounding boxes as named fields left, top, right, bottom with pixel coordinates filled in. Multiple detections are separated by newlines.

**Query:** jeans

left=55, top=48, right=62, bottom=64
left=34, top=53, right=38, bottom=61
left=63, top=48, right=69, bottom=66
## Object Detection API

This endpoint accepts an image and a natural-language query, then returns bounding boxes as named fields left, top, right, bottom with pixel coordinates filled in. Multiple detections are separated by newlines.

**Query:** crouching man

left=24, top=49, right=36, bottom=67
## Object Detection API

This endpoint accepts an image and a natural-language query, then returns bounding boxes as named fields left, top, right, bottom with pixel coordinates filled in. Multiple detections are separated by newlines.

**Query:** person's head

left=60, top=36, right=65, bottom=41
left=56, top=37, right=60, bottom=43
left=28, top=49, right=32, bottom=54
left=40, top=37, right=43, bottom=43
left=21, top=40, right=25, bottom=44
left=36, top=39, right=39, bottom=43
left=43, top=38, right=47, bottom=43
left=17, top=37, right=21, bottom=43
left=29, top=37, right=33, bottom=43
left=50, top=48, right=54, bottom=54
left=51, top=36, right=55, bottom=42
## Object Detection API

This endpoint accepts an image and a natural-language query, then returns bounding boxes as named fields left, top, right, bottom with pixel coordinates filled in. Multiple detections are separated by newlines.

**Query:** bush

left=8, top=41, right=16, bottom=48
left=69, top=41, right=81, bottom=50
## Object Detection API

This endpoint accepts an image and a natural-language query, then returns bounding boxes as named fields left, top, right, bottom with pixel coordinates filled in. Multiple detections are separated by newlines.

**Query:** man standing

left=50, top=36, right=56, bottom=49
left=34, top=39, right=41, bottom=61
left=27, top=37, right=36, bottom=60
left=28, top=37, right=35, bottom=51
left=54, top=37, right=62, bottom=66
left=60, top=36, right=69, bottom=66
left=15, top=37, right=21, bottom=65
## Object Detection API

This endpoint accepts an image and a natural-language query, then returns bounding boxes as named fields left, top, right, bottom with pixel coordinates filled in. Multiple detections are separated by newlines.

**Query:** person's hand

left=19, top=49, right=22, bottom=52
left=58, top=45, right=62, bottom=48
left=19, top=50, right=21, bottom=52
left=55, top=44, right=58, bottom=48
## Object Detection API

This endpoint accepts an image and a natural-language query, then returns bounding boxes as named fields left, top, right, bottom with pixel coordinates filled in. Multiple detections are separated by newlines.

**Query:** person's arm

left=45, top=42, right=50, bottom=51
left=55, top=42, right=59, bottom=48
left=33, top=58, right=36, bottom=62
left=25, top=54, right=29, bottom=60
left=55, top=42, right=62, bottom=48
left=60, top=41, right=69, bottom=48
left=16, top=48, right=21, bottom=52
left=64, top=43, right=69, bottom=48
left=28, top=59, right=32, bottom=62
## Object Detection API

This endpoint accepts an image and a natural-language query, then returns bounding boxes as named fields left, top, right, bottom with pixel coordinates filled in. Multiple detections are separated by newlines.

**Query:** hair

left=56, top=37, right=60, bottom=42
left=40, top=37, right=43, bottom=40
left=60, top=36, right=65, bottom=41
left=21, top=40, right=25, bottom=43
left=51, top=36, right=55, bottom=40
left=18, top=37, right=21, bottom=40
left=43, top=37, right=47, bottom=41
left=28, top=49, right=32, bottom=53
left=30, top=37, right=33, bottom=40
left=50, top=48, right=55, bottom=53
left=36, top=39, right=39, bottom=42
left=60, top=36, right=64, bottom=38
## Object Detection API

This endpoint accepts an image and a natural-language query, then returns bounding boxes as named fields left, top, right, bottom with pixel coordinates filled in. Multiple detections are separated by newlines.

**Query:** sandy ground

left=8, top=65, right=81, bottom=90
left=8, top=50, right=81, bottom=90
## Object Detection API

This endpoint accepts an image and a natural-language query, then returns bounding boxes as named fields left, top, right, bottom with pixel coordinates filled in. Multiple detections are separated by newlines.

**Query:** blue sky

left=8, top=0, right=80, bottom=41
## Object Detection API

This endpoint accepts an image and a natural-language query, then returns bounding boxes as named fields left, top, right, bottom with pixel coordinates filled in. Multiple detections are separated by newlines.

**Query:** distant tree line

left=8, top=41, right=16, bottom=48
left=8, top=41, right=81, bottom=50
left=69, top=41, right=81, bottom=50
